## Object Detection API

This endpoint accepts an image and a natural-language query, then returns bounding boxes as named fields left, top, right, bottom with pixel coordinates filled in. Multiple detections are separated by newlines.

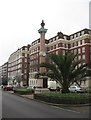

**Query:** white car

left=27, top=86, right=34, bottom=89
left=69, top=86, right=84, bottom=93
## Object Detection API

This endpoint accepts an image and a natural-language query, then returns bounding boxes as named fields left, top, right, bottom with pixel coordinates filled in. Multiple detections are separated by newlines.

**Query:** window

left=82, top=47, right=85, bottom=53
left=35, top=48, right=37, bottom=52
left=74, top=42, right=77, bottom=46
left=70, top=36, right=73, bottom=39
left=18, top=64, right=21, bottom=68
left=74, top=34, right=76, bottom=38
left=56, top=44, right=58, bottom=48
left=25, top=48, right=27, bottom=51
left=71, top=50, right=73, bottom=53
left=78, top=48, right=81, bottom=54
left=82, top=55, right=85, bottom=59
left=37, top=47, right=38, bottom=51
left=81, top=31, right=84, bottom=35
left=78, top=41, right=80, bottom=46
left=72, top=43, right=74, bottom=47
left=82, top=40, right=84, bottom=45
left=38, top=47, right=40, bottom=50
left=50, top=39, right=53, bottom=43
left=66, top=44, right=68, bottom=48
left=24, top=75, right=27, bottom=79
left=25, top=64, right=27, bottom=68
left=64, top=36, right=67, bottom=40
left=70, top=43, right=73, bottom=47
left=29, top=80, right=31, bottom=85
left=51, top=46, right=53, bottom=50
left=24, top=69, right=27, bottom=73
left=62, top=43, right=65, bottom=48
left=53, top=37, right=55, bottom=41
left=56, top=51, right=58, bottom=54
left=25, top=59, right=27, bottom=62
left=18, top=69, right=21, bottom=74
left=62, top=50, right=65, bottom=55
left=54, top=45, right=56, bottom=49
left=78, top=32, right=80, bottom=37
left=58, top=43, right=61, bottom=47
left=19, top=59, right=22, bottom=63
left=74, top=49, right=77, bottom=54
left=78, top=56, right=81, bottom=60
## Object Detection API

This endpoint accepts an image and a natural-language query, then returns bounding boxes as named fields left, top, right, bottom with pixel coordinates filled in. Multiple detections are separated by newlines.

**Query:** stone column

left=38, top=20, right=47, bottom=73
left=38, top=20, right=48, bottom=88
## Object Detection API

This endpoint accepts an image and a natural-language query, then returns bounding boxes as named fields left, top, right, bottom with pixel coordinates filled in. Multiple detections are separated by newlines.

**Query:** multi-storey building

left=0, top=21, right=91, bottom=88
left=29, top=21, right=91, bottom=88
left=8, top=45, right=30, bottom=86
left=0, top=62, right=8, bottom=85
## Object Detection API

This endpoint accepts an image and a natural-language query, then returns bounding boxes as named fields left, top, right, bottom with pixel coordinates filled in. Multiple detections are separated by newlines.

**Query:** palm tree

left=36, top=52, right=87, bottom=93
left=86, top=61, right=91, bottom=77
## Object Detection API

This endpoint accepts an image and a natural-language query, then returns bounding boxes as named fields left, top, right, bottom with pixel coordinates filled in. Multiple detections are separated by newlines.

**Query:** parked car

left=68, top=86, right=85, bottom=93
left=27, top=86, right=34, bottom=89
left=3, top=85, right=13, bottom=91
left=0, top=85, right=3, bottom=89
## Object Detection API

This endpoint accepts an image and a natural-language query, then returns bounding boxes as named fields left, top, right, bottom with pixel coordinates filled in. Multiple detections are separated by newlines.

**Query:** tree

left=87, top=61, right=91, bottom=77
left=36, top=52, right=87, bottom=93
left=14, top=75, right=22, bottom=87
left=2, top=76, right=8, bottom=85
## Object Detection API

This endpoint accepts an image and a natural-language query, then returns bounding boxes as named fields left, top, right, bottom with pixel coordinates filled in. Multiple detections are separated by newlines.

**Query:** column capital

left=38, top=20, right=48, bottom=34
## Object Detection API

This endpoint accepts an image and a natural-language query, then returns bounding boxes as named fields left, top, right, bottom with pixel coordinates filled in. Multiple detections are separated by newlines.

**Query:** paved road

left=2, top=91, right=89, bottom=118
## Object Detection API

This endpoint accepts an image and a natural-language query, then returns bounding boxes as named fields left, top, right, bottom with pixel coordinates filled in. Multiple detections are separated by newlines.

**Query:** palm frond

left=38, top=52, right=88, bottom=93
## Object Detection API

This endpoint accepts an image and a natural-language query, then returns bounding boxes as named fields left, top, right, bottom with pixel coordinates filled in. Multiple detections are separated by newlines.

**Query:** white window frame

left=82, top=54, right=85, bottom=60
left=82, top=40, right=84, bottom=44
left=82, top=47, right=85, bottom=53
left=78, top=41, right=80, bottom=46
left=78, top=48, right=81, bottom=54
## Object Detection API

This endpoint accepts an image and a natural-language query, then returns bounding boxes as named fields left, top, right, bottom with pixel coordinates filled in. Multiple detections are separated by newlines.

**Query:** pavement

left=4, top=90, right=91, bottom=115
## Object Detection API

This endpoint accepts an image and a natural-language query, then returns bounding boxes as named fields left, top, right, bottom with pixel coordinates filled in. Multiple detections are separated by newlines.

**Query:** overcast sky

left=0, top=0, right=90, bottom=66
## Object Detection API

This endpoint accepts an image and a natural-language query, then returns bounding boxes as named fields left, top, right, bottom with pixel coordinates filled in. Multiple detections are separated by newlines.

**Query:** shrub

left=34, top=92, right=91, bottom=104
left=14, top=88, right=34, bottom=95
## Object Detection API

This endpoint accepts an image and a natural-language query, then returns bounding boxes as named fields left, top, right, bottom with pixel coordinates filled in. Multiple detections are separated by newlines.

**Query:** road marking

left=50, top=105, right=80, bottom=114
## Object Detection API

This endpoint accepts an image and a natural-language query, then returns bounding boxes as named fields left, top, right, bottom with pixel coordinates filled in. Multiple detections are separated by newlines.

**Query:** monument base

left=37, top=78, right=47, bottom=88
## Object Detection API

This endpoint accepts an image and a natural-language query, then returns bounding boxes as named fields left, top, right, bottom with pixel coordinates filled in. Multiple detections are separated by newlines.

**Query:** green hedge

left=14, top=88, right=34, bottom=95
left=34, top=92, right=91, bottom=104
